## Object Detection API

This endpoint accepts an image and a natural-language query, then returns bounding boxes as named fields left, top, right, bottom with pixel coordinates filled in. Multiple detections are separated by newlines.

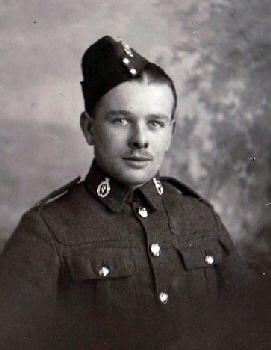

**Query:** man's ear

left=80, top=111, right=95, bottom=146
left=170, top=119, right=176, bottom=136
left=165, top=119, right=176, bottom=151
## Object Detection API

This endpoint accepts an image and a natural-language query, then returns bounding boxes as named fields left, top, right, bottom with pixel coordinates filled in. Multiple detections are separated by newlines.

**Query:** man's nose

left=128, top=124, right=149, bottom=150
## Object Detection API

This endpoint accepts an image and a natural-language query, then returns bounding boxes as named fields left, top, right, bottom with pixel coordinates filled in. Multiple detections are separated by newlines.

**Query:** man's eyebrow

left=106, top=110, right=135, bottom=118
left=147, top=113, right=170, bottom=121
left=106, top=111, right=171, bottom=121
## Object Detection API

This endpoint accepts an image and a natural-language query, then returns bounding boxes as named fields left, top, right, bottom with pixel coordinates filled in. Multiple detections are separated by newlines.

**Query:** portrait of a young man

left=0, top=35, right=270, bottom=350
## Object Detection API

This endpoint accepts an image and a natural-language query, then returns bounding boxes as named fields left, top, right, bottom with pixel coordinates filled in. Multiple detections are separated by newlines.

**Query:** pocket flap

left=177, top=236, right=228, bottom=270
left=64, top=247, right=136, bottom=281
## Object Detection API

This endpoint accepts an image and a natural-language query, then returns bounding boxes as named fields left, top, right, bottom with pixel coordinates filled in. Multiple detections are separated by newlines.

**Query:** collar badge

left=97, top=177, right=111, bottom=198
left=153, top=178, right=163, bottom=195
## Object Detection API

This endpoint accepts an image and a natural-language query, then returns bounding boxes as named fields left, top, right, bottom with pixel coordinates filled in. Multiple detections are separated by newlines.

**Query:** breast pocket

left=63, top=246, right=137, bottom=307
left=176, top=236, right=229, bottom=300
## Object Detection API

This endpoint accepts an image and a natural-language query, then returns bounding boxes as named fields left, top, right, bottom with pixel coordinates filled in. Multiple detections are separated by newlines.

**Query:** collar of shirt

left=84, top=159, right=163, bottom=213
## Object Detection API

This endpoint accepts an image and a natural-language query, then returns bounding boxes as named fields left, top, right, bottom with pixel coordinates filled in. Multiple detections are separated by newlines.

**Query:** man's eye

left=112, top=118, right=128, bottom=125
left=149, top=121, right=165, bottom=128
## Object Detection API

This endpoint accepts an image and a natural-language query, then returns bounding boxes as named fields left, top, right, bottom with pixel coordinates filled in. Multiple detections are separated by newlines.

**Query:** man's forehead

left=102, top=80, right=173, bottom=100
left=97, top=81, right=174, bottom=115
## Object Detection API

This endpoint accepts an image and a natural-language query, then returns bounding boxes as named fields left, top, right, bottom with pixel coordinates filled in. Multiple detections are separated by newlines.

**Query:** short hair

left=135, top=62, right=177, bottom=119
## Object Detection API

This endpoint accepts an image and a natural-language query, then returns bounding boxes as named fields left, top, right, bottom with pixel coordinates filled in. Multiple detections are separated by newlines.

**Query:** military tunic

left=0, top=160, right=244, bottom=350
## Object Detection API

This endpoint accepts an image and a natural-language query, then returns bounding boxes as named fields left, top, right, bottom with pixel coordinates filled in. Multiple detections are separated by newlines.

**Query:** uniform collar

left=85, top=159, right=164, bottom=213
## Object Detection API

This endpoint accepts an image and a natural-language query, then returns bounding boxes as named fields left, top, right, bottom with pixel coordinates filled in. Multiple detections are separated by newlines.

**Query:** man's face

left=83, top=81, right=175, bottom=188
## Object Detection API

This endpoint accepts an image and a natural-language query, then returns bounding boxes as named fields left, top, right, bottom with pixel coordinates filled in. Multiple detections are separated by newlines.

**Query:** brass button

left=159, top=292, right=168, bottom=304
left=129, top=68, right=137, bottom=76
left=138, top=207, right=148, bottom=218
left=150, top=243, right=161, bottom=257
left=205, top=255, right=214, bottom=265
left=98, top=266, right=110, bottom=277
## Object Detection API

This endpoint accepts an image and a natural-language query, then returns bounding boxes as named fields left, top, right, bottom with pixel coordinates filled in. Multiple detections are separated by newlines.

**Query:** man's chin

left=116, top=172, right=156, bottom=189
left=106, top=163, right=159, bottom=188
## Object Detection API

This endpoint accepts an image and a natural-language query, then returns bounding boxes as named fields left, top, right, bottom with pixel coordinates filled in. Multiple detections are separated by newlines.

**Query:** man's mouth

left=123, top=156, right=152, bottom=161
left=122, top=154, right=153, bottom=168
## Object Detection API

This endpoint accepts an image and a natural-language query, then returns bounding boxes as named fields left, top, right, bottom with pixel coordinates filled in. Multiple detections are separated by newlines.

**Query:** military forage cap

left=81, top=35, right=149, bottom=113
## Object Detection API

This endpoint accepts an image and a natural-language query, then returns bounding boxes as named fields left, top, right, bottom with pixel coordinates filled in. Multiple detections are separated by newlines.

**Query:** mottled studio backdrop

left=1, top=0, right=271, bottom=265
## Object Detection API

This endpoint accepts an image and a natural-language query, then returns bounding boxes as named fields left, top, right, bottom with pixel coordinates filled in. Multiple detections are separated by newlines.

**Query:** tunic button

left=205, top=255, right=214, bottom=265
left=98, top=266, right=110, bottom=277
left=129, top=68, right=137, bottom=75
left=150, top=243, right=161, bottom=257
left=159, top=292, right=169, bottom=304
left=138, top=207, right=148, bottom=218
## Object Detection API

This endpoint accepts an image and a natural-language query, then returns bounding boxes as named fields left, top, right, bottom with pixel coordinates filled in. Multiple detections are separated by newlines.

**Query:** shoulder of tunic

left=31, top=176, right=81, bottom=211
left=160, top=176, right=213, bottom=209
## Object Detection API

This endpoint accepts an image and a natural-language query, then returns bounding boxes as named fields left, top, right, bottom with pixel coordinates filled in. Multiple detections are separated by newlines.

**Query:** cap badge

left=153, top=178, right=163, bottom=195
left=118, top=38, right=139, bottom=77
left=118, top=38, right=134, bottom=57
left=97, top=177, right=111, bottom=198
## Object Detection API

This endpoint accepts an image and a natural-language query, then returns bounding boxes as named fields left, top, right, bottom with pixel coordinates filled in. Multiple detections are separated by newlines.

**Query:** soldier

left=0, top=36, right=262, bottom=349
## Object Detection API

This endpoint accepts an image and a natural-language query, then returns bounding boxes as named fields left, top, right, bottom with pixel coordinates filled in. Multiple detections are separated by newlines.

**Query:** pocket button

left=98, top=266, right=110, bottom=277
left=205, top=255, right=214, bottom=265
left=159, top=292, right=169, bottom=304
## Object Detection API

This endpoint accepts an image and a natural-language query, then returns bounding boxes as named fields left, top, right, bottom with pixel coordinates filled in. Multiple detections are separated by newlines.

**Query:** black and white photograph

left=0, top=1, right=271, bottom=349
